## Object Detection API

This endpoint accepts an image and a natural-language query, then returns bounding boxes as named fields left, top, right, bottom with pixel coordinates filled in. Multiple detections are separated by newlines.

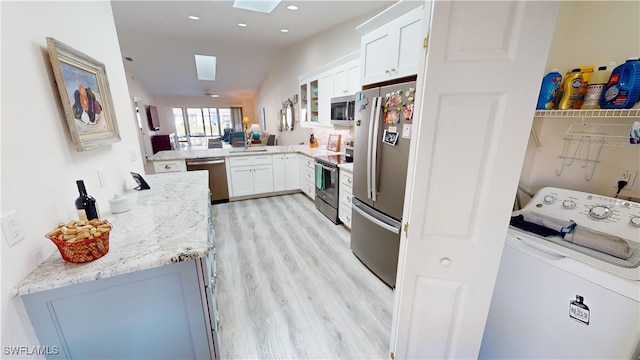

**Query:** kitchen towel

left=564, top=225, right=633, bottom=260
left=510, top=211, right=576, bottom=236
left=315, top=163, right=325, bottom=190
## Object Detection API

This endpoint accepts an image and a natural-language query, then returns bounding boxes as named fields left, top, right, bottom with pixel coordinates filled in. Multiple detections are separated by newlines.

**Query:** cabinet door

left=273, top=155, right=286, bottom=192
left=333, top=64, right=349, bottom=97
left=361, top=25, right=393, bottom=85
left=285, top=154, right=300, bottom=190
left=252, top=165, right=274, bottom=194
left=299, top=81, right=310, bottom=124
left=392, top=6, right=424, bottom=79
left=318, top=70, right=334, bottom=125
left=22, top=261, right=212, bottom=360
left=229, top=166, right=253, bottom=197
left=346, top=59, right=361, bottom=94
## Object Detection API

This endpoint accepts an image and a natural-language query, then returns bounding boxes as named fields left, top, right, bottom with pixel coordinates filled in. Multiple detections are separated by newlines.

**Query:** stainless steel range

left=314, top=154, right=351, bottom=224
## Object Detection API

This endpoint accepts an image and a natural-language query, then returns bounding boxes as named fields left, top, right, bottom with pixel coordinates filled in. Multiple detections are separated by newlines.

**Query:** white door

left=391, top=1, right=559, bottom=359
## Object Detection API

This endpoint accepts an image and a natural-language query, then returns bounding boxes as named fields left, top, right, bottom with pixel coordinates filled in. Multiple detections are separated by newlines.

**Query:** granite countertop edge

left=12, top=171, right=211, bottom=297
left=148, top=145, right=341, bottom=161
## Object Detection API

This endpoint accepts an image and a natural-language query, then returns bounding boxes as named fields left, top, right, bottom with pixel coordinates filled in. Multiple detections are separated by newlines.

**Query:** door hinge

left=390, top=351, right=395, bottom=360
left=403, top=223, right=409, bottom=237
left=423, top=33, right=430, bottom=50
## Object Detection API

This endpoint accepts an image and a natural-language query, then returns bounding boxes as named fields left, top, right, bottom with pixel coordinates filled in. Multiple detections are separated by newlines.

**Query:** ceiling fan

left=203, top=90, right=219, bottom=98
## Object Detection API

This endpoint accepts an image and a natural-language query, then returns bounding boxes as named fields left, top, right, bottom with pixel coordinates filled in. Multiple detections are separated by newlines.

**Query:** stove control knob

left=562, top=200, right=576, bottom=209
left=630, top=216, right=640, bottom=228
left=589, top=206, right=611, bottom=220
left=543, top=195, right=556, bottom=204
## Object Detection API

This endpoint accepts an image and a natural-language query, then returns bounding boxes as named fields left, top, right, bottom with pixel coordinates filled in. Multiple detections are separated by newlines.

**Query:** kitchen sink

left=228, top=149, right=269, bottom=153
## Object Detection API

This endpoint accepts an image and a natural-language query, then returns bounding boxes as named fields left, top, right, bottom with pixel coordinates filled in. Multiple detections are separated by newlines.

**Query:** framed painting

left=47, top=37, right=120, bottom=151
left=327, top=134, right=341, bottom=152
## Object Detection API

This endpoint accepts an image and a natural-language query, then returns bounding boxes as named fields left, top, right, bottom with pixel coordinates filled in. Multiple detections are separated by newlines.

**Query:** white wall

left=1, top=1, right=144, bottom=354
left=520, top=1, right=640, bottom=200
left=254, top=8, right=385, bottom=147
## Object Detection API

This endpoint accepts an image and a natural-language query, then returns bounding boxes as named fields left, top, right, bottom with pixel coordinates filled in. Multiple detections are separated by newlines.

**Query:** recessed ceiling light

left=195, top=54, right=217, bottom=81
left=286, top=5, right=298, bottom=10
left=233, top=0, right=281, bottom=14
left=209, top=94, right=220, bottom=98
left=238, top=23, right=248, bottom=27
left=188, top=15, right=200, bottom=20
left=280, top=29, right=289, bottom=33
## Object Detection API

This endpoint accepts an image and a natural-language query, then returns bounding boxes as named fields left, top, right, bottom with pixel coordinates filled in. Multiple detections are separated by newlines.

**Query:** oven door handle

left=320, top=164, right=337, bottom=172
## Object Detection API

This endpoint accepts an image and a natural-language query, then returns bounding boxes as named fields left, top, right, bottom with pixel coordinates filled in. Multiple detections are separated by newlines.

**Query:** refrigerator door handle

left=352, top=200, right=401, bottom=234
left=366, top=96, right=378, bottom=200
left=371, top=96, right=382, bottom=201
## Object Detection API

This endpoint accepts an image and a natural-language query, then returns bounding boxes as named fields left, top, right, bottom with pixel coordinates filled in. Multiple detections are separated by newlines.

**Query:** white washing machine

left=480, top=187, right=640, bottom=359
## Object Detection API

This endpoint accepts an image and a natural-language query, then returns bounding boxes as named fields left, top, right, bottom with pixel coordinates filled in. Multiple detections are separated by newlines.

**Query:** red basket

left=46, top=223, right=111, bottom=263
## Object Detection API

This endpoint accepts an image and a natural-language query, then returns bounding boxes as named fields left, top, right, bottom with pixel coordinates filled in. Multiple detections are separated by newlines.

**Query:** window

left=173, top=107, right=241, bottom=146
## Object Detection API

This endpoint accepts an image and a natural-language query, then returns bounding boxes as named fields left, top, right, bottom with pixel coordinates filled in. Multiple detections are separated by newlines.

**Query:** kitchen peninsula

left=12, top=171, right=218, bottom=359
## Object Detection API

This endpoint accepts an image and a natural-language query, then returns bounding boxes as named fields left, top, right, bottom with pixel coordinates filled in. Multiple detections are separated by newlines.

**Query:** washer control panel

left=525, top=187, right=640, bottom=241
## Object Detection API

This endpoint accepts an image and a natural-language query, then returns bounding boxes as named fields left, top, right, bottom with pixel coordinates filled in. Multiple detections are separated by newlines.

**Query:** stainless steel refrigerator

left=351, top=80, right=416, bottom=288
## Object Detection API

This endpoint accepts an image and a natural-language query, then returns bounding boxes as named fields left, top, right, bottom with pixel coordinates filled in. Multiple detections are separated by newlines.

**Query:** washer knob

left=562, top=200, right=576, bottom=209
left=589, top=206, right=611, bottom=219
left=630, top=216, right=640, bottom=227
left=543, top=195, right=556, bottom=204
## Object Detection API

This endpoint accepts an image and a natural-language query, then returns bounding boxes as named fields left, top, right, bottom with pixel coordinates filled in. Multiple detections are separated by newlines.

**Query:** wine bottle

left=75, top=180, right=100, bottom=221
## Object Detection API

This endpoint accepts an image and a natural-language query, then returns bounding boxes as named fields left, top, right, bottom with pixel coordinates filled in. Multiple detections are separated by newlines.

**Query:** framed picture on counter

left=328, top=134, right=341, bottom=152
left=47, top=37, right=121, bottom=152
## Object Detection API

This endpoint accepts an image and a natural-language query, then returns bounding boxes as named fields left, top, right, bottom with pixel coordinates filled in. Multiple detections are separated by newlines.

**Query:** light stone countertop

left=148, top=145, right=341, bottom=161
left=339, top=163, right=354, bottom=173
left=12, top=171, right=211, bottom=297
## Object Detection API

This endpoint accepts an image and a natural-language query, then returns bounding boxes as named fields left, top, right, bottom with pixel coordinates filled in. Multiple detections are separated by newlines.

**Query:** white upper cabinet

left=333, top=59, right=361, bottom=97
left=360, top=5, right=424, bottom=85
left=298, top=52, right=360, bottom=129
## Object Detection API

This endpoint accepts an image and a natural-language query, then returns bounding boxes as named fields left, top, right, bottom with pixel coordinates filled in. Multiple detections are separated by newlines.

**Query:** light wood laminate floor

left=212, top=193, right=394, bottom=359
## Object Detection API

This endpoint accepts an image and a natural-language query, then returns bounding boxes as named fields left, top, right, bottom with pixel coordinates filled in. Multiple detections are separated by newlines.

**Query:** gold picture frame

left=47, top=37, right=121, bottom=151
left=327, top=134, right=341, bottom=152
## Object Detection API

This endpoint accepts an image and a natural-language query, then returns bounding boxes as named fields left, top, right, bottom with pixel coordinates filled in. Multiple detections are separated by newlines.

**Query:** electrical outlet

left=2, top=210, right=25, bottom=247
left=614, top=169, right=637, bottom=191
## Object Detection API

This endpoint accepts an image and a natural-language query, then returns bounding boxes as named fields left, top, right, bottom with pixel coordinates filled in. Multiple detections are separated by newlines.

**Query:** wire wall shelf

left=535, top=109, right=640, bottom=118
left=565, top=123, right=637, bottom=147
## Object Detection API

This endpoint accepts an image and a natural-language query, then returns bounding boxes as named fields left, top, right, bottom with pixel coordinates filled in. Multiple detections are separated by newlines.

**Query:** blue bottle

left=601, top=58, right=640, bottom=109
left=536, top=69, right=562, bottom=110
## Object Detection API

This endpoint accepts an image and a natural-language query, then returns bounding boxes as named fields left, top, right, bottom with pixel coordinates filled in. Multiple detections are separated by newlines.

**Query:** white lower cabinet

left=22, top=259, right=218, bottom=359
left=227, top=155, right=274, bottom=197
left=299, top=154, right=316, bottom=200
left=273, top=153, right=300, bottom=191
left=339, top=170, right=353, bottom=228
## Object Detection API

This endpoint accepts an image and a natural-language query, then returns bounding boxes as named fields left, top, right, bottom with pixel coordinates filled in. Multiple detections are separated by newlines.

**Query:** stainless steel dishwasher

left=186, top=157, right=229, bottom=203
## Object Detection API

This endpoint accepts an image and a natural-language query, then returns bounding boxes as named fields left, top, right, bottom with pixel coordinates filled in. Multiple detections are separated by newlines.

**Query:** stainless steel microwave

left=330, top=95, right=355, bottom=126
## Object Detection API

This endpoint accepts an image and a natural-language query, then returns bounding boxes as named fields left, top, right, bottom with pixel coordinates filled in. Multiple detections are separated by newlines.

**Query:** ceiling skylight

left=232, top=0, right=281, bottom=14
left=195, top=55, right=217, bottom=81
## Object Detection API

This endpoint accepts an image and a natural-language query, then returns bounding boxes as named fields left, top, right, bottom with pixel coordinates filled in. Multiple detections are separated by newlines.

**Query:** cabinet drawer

left=303, top=156, right=315, bottom=169
left=153, top=160, right=186, bottom=173
left=302, top=180, right=316, bottom=200
left=340, top=187, right=353, bottom=208
left=339, top=206, right=352, bottom=228
left=303, top=166, right=315, bottom=183
left=228, top=155, right=273, bottom=167
left=341, top=172, right=353, bottom=188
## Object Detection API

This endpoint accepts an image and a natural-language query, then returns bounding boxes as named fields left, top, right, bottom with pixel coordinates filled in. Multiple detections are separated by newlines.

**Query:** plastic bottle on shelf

left=574, top=65, right=594, bottom=109
left=557, top=68, right=583, bottom=110
left=535, top=69, right=562, bottom=110
left=582, top=65, right=612, bottom=109
left=601, top=58, right=640, bottom=109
